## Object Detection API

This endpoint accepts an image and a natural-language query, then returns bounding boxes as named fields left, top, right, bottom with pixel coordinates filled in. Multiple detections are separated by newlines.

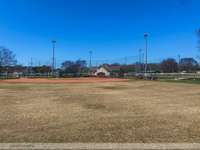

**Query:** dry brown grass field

left=0, top=78, right=200, bottom=142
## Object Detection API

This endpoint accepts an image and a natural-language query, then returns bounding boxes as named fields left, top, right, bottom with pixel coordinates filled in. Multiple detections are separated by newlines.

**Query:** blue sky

left=0, top=0, right=199, bottom=66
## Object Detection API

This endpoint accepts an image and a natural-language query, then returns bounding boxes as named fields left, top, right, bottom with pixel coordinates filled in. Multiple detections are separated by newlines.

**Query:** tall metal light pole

left=142, top=52, right=145, bottom=72
left=89, top=50, right=92, bottom=75
left=52, top=40, right=56, bottom=76
left=178, top=54, right=181, bottom=73
left=144, top=33, right=148, bottom=75
left=139, top=49, right=142, bottom=73
left=30, top=57, right=33, bottom=76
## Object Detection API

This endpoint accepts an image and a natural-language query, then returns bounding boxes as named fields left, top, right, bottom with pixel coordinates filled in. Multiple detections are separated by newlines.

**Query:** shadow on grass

left=84, top=103, right=106, bottom=110
left=98, top=85, right=128, bottom=90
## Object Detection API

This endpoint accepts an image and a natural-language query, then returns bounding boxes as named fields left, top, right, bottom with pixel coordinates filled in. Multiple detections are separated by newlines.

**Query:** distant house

left=93, top=64, right=121, bottom=77
left=94, top=65, right=110, bottom=77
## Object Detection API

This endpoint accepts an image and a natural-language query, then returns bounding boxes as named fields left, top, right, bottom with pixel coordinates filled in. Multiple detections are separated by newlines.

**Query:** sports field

left=0, top=78, right=200, bottom=142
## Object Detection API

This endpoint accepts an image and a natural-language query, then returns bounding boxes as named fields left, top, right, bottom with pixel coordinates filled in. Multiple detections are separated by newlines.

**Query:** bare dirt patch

left=0, top=81, right=200, bottom=142
left=0, top=77, right=128, bottom=84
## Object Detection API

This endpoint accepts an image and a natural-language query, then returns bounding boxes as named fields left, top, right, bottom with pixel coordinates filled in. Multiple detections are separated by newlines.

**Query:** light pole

left=178, top=54, right=181, bottom=73
left=144, top=33, right=148, bottom=75
left=52, top=40, right=56, bottom=77
left=89, top=50, right=92, bottom=75
left=30, top=57, right=33, bottom=76
left=139, top=49, right=142, bottom=73
left=142, top=52, right=145, bottom=72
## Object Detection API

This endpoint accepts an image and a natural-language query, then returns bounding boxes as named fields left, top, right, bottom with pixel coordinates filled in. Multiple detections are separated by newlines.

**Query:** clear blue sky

left=0, top=0, right=199, bottom=66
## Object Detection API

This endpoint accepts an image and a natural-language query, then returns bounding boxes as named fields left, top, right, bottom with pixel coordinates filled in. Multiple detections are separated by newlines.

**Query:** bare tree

left=61, top=59, right=87, bottom=75
left=160, top=58, right=178, bottom=73
left=0, top=47, right=17, bottom=66
left=179, top=57, right=199, bottom=72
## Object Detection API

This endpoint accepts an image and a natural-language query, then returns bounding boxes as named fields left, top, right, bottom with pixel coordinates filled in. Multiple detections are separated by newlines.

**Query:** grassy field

left=0, top=80, right=200, bottom=142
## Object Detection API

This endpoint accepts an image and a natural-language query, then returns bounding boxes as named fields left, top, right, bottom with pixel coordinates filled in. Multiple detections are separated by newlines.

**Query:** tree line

left=1, top=28, right=200, bottom=76
left=154, top=58, right=199, bottom=73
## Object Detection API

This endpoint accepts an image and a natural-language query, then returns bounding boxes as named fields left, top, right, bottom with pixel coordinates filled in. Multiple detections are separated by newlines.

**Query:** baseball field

left=0, top=78, right=200, bottom=142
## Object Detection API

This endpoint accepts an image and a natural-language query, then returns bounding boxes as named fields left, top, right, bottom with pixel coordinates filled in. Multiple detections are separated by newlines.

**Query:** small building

left=94, top=64, right=121, bottom=77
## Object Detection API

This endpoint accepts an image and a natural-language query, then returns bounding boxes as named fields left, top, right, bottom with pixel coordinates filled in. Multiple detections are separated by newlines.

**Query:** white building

left=95, top=66, right=111, bottom=77
left=92, top=65, right=121, bottom=77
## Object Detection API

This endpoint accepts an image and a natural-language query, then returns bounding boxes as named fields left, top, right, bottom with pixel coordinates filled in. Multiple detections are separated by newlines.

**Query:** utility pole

left=51, top=40, right=56, bottom=77
left=144, top=33, right=148, bottom=75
